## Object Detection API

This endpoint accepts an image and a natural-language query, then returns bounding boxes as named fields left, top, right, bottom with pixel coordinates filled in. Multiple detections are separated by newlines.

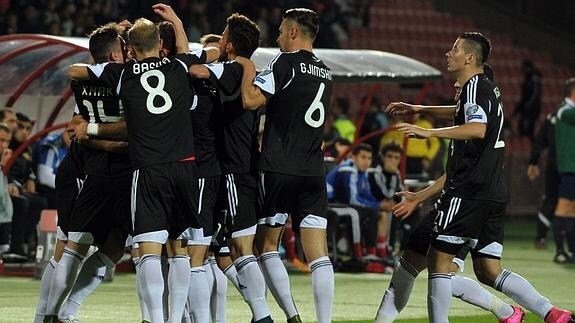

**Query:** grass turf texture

left=0, top=220, right=573, bottom=322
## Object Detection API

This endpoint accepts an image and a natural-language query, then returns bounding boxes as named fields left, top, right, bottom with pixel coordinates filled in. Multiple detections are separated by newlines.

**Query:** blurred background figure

left=512, top=59, right=542, bottom=142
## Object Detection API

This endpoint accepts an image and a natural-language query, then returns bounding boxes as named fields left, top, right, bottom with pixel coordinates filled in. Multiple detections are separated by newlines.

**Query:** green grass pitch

left=0, top=220, right=573, bottom=322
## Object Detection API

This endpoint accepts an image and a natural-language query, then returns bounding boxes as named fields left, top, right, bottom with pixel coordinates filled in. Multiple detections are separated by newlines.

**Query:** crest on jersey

left=464, top=102, right=479, bottom=116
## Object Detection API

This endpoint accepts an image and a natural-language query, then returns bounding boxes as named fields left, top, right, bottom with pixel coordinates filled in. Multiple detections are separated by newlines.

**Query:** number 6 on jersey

left=304, top=82, right=326, bottom=128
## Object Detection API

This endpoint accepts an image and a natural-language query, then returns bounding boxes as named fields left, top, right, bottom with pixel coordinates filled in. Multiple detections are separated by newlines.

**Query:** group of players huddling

left=30, top=3, right=574, bottom=323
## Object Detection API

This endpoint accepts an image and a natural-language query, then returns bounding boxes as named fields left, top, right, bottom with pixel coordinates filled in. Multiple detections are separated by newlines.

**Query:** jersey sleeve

left=87, top=62, right=124, bottom=89
left=462, top=83, right=489, bottom=124
left=253, top=53, right=293, bottom=99
left=175, top=49, right=208, bottom=68
left=207, top=62, right=242, bottom=96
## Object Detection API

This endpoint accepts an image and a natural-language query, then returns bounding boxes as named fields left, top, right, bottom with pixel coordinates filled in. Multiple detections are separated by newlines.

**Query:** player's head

left=158, top=21, right=176, bottom=58
left=564, top=77, right=575, bottom=99
left=0, top=109, right=17, bottom=132
left=200, top=33, right=222, bottom=49
left=332, top=137, right=351, bottom=159
left=220, top=13, right=260, bottom=61
left=0, top=122, right=11, bottom=153
left=446, top=32, right=491, bottom=73
left=88, top=23, right=126, bottom=64
left=351, top=143, right=373, bottom=172
left=128, top=18, right=161, bottom=60
left=278, top=8, right=319, bottom=51
left=380, top=143, right=402, bottom=172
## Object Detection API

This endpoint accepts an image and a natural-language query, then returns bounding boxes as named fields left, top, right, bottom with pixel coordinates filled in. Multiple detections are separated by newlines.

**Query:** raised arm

left=153, top=3, right=189, bottom=54
left=235, top=56, right=267, bottom=110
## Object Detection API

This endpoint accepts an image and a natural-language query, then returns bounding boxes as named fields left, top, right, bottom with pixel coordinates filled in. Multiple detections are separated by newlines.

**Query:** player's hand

left=68, top=116, right=89, bottom=141
left=392, top=191, right=419, bottom=219
left=153, top=3, right=180, bottom=24
left=1, top=148, right=12, bottom=167
left=396, top=123, right=430, bottom=139
left=7, top=183, right=19, bottom=197
left=117, top=19, right=132, bottom=28
left=527, top=164, right=540, bottom=181
left=385, top=102, right=420, bottom=115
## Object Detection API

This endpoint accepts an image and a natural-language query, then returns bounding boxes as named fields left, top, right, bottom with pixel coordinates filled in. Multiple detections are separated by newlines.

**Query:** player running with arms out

left=67, top=4, right=218, bottom=322
left=236, top=8, right=333, bottom=323
left=395, top=32, right=573, bottom=323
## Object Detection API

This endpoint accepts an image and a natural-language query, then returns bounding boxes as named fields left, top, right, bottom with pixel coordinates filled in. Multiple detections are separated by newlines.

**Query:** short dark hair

left=0, top=109, right=14, bottom=122
left=16, top=112, right=31, bottom=123
left=200, top=33, right=222, bottom=46
left=564, top=78, right=575, bottom=97
left=459, top=32, right=491, bottom=66
left=283, top=8, right=319, bottom=40
left=380, top=142, right=403, bottom=156
left=158, top=21, right=176, bottom=56
left=89, top=23, right=121, bottom=64
left=483, top=63, right=495, bottom=81
left=226, top=13, right=260, bottom=58
left=352, top=143, right=372, bottom=156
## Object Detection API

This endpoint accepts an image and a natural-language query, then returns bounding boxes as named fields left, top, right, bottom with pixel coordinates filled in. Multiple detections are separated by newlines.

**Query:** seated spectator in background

left=380, top=114, right=439, bottom=179
left=329, top=97, right=356, bottom=143
left=326, top=144, right=385, bottom=262
left=0, top=123, right=13, bottom=254
left=368, top=143, right=403, bottom=258
left=0, top=109, right=18, bottom=133
left=4, top=112, right=47, bottom=260
left=34, top=131, right=70, bottom=209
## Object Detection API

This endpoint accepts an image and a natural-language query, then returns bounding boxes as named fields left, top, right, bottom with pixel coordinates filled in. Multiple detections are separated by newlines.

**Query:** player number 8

left=140, top=70, right=173, bottom=114
left=304, top=82, right=325, bottom=128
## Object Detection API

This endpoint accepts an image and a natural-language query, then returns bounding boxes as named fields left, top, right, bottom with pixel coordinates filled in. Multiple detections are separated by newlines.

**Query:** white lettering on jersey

left=299, top=63, right=332, bottom=80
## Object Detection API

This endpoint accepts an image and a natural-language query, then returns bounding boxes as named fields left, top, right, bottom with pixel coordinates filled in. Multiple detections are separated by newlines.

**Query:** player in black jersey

left=189, top=14, right=274, bottom=323
left=375, top=72, right=524, bottom=323
left=40, top=24, right=135, bottom=323
left=237, top=8, right=333, bottom=323
left=394, top=32, right=573, bottom=323
left=67, top=5, right=219, bottom=322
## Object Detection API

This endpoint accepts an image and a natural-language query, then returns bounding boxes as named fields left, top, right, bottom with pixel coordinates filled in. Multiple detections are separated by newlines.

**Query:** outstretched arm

left=396, top=122, right=486, bottom=140
left=235, top=56, right=266, bottom=110
left=386, top=102, right=455, bottom=120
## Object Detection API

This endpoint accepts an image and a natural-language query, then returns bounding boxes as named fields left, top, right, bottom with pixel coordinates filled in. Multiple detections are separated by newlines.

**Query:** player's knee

left=473, top=266, right=497, bottom=286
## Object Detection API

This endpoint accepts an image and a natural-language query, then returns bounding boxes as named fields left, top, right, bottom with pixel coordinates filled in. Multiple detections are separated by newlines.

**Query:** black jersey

left=71, top=80, right=131, bottom=177
left=206, top=61, right=260, bottom=174
left=253, top=50, right=333, bottom=176
left=190, top=78, right=222, bottom=178
left=87, top=50, right=208, bottom=169
left=368, top=165, right=403, bottom=202
left=445, top=74, right=507, bottom=202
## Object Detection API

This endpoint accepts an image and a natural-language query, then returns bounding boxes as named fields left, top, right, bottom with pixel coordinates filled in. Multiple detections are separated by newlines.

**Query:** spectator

left=513, top=59, right=542, bottom=141
left=323, top=137, right=351, bottom=160
left=326, top=144, right=385, bottom=265
left=4, top=112, right=47, bottom=261
left=0, top=123, right=13, bottom=255
left=368, top=143, right=403, bottom=257
left=34, top=131, right=69, bottom=209
left=358, top=95, right=388, bottom=158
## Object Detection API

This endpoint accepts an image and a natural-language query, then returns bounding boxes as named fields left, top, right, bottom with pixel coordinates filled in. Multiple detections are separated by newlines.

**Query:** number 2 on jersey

left=494, top=103, right=505, bottom=148
left=304, top=82, right=325, bottom=128
left=140, top=70, right=172, bottom=114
